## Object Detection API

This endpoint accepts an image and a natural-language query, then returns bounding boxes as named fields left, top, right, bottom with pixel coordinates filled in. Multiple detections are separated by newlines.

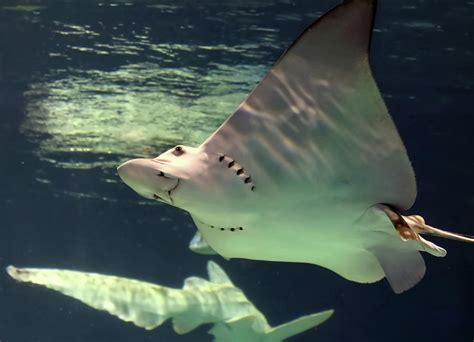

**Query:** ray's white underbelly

left=198, top=209, right=369, bottom=264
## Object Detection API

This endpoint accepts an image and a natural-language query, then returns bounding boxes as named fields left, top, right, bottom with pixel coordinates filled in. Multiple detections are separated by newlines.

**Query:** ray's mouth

left=154, top=173, right=180, bottom=205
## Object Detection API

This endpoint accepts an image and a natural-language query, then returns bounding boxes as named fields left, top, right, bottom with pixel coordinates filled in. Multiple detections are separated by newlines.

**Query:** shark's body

left=118, top=0, right=473, bottom=293
left=7, top=262, right=333, bottom=342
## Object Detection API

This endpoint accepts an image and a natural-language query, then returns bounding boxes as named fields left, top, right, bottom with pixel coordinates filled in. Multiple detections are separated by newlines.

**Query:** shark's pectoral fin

left=208, top=315, right=259, bottom=342
left=172, top=315, right=203, bottom=334
left=265, top=310, right=334, bottom=341
left=370, top=246, right=426, bottom=294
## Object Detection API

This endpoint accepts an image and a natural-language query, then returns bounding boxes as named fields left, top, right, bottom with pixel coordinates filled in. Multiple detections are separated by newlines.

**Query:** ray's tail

left=402, top=214, right=474, bottom=244
left=373, top=205, right=473, bottom=293
left=380, top=205, right=473, bottom=258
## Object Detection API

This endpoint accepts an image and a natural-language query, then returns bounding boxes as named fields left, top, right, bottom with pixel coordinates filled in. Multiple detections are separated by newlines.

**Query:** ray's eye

left=172, top=145, right=184, bottom=156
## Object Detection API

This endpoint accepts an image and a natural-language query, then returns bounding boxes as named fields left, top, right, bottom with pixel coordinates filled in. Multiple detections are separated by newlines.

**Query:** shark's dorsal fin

left=172, top=315, right=204, bottom=335
left=207, top=261, right=233, bottom=285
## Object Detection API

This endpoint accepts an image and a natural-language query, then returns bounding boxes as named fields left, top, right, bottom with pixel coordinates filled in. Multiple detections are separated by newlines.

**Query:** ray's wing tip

left=311, top=0, right=376, bottom=26
left=270, top=0, right=377, bottom=70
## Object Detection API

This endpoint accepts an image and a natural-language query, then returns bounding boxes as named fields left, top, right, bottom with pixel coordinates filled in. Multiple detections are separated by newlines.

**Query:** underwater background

left=0, top=0, right=473, bottom=341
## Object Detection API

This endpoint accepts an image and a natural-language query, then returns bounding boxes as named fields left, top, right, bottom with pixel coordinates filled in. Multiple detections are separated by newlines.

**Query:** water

left=0, top=0, right=473, bottom=341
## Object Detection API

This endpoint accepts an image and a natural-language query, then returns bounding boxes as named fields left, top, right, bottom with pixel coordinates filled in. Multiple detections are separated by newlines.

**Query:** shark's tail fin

left=265, top=310, right=334, bottom=342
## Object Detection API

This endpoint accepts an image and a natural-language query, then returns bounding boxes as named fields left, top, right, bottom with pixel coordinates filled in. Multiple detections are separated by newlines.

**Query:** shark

left=6, top=262, right=333, bottom=341
left=117, top=0, right=474, bottom=293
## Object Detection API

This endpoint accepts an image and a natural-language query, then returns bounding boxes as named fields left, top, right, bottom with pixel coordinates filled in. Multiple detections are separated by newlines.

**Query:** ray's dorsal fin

left=201, top=0, right=416, bottom=210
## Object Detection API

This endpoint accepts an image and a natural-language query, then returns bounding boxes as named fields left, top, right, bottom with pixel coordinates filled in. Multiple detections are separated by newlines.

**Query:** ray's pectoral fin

left=200, top=0, right=417, bottom=212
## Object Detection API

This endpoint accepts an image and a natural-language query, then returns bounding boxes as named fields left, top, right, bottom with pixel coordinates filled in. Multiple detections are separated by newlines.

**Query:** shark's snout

left=117, top=158, right=179, bottom=202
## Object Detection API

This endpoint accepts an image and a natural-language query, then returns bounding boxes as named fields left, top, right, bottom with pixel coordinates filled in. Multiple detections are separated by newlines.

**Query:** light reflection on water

left=9, top=1, right=291, bottom=171
left=21, top=63, right=264, bottom=169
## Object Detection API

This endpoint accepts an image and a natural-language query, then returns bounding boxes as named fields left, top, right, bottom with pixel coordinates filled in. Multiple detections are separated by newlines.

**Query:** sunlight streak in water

left=21, top=63, right=265, bottom=169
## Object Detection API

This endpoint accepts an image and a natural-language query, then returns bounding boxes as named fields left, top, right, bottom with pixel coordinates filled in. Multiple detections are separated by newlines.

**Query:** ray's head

left=117, top=145, right=205, bottom=205
left=117, top=145, right=255, bottom=220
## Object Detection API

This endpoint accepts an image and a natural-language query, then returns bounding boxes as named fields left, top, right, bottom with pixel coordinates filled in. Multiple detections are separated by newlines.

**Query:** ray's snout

left=117, top=158, right=178, bottom=201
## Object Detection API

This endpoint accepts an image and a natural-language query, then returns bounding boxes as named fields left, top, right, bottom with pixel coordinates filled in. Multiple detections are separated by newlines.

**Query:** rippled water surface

left=0, top=1, right=473, bottom=341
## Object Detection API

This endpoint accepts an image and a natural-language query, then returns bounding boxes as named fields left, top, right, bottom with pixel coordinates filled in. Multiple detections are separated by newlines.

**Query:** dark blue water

left=0, top=1, right=473, bottom=341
